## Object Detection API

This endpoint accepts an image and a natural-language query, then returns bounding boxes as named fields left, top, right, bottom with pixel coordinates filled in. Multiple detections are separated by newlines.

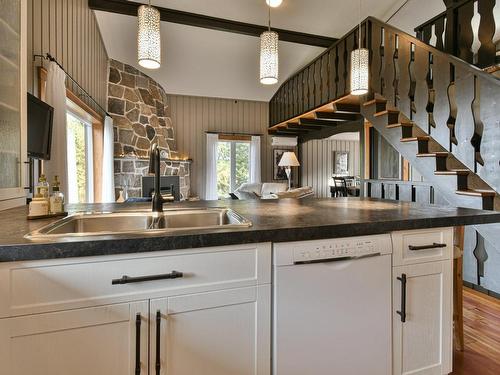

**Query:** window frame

left=215, top=136, right=251, bottom=198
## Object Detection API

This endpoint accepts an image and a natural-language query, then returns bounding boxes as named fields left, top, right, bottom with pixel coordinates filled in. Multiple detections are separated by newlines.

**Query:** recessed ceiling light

left=266, top=0, right=283, bottom=8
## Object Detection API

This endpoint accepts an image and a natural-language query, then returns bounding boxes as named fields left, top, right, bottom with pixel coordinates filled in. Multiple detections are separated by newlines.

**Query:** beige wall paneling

left=168, top=94, right=296, bottom=198
left=27, top=0, right=108, bottom=112
left=301, top=139, right=361, bottom=198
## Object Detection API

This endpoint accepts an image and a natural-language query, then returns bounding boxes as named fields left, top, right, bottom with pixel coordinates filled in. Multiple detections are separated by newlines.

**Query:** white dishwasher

left=273, top=234, right=393, bottom=375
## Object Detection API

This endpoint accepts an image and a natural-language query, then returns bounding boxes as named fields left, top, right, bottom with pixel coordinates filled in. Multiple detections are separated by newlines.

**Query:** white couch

left=233, top=182, right=313, bottom=200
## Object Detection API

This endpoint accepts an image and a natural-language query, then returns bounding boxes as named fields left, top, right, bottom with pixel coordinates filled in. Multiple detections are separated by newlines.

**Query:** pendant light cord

left=268, top=6, right=271, bottom=31
left=358, top=0, right=362, bottom=48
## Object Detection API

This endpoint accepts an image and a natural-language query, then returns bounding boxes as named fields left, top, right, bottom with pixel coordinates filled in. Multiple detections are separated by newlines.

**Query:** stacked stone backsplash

left=107, top=59, right=190, bottom=199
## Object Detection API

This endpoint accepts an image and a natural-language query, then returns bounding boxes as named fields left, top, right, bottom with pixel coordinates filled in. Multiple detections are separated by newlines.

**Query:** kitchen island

left=1, top=197, right=499, bottom=261
left=1, top=198, right=499, bottom=375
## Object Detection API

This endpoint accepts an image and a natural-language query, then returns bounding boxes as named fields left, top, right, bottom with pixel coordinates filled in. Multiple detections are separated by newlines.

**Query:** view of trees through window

left=67, top=112, right=92, bottom=203
left=216, top=141, right=250, bottom=198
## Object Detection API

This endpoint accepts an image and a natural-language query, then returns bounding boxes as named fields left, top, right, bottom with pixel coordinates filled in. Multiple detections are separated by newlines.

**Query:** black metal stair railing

left=414, top=0, right=499, bottom=69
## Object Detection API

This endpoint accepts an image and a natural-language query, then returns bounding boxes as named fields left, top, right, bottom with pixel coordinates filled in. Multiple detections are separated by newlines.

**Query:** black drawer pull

left=156, top=310, right=161, bottom=375
left=408, top=242, right=446, bottom=251
left=396, top=273, right=407, bottom=323
left=135, top=314, right=141, bottom=375
left=112, top=270, right=183, bottom=285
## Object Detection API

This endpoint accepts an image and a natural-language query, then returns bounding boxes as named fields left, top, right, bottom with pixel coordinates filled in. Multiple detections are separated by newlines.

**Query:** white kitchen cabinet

left=0, top=0, right=27, bottom=210
left=0, top=300, right=149, bottom=375
left=150, top=285, right=271, bottom=375
left=392, top=260, right=453, bottom=375
left=0, top=243, right=272, bottom=375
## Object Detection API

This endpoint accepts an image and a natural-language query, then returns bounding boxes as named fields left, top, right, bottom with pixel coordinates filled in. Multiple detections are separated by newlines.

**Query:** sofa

left=233, top=182, right=314, bottom=200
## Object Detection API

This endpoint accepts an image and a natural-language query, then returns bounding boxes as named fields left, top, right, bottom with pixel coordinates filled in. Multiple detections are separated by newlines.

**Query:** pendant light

left=265, top=0, right=283, bottom=7
left=137, top=0, right=161, bottom=69
left=260, top=6, right=279, bottom=85
left=350, top=0, right=369, bottom=95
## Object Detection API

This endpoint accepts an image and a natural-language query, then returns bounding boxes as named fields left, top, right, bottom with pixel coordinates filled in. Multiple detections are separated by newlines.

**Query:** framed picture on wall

left=333, top=151, right=349, bottom=175
left=273, top=149, right=288, bottom=180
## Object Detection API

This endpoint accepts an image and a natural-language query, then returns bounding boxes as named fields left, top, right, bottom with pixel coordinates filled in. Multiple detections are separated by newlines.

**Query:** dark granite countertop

left=1, top=198, right=499, bottom=262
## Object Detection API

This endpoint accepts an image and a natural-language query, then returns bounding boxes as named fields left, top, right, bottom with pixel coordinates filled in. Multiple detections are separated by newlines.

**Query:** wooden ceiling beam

left=89, top=0, right=337, bottom=48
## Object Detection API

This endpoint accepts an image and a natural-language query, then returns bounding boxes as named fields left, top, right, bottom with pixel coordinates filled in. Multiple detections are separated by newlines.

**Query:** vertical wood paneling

left=300, top=139, right=361, bottom=198
left=27, top=0, right=108, bottom=113
left=167, top=95, right=280, bottom=199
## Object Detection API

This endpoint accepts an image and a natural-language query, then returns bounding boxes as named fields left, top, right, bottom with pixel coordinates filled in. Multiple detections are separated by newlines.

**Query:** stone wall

left=114, top=157, right=191, bottom=200
left=107, top=59, right=191, bottom=199
left=107, top=59, right=176, bottom=158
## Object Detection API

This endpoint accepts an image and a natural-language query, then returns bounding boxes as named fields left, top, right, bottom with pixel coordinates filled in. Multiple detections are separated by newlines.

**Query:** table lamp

left=278, top=151, right=300, bottom=190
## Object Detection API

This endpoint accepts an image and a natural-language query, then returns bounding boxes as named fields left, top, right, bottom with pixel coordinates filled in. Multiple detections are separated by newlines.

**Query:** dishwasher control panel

left=273, top=234, right=392, bottom=266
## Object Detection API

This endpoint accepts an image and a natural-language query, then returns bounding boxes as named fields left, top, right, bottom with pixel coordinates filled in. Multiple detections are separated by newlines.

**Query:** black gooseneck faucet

left=148, top=143, right=166, bottom=213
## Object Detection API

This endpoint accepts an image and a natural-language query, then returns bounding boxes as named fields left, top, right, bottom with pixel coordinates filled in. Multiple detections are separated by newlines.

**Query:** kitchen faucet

left=148, top=143, right=166, bottom=213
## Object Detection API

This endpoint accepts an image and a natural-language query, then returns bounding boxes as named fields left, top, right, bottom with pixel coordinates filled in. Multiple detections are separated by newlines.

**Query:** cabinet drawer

left=0, top=243, right=271, bottom=318
left=391, top=228, right=453, bottom=266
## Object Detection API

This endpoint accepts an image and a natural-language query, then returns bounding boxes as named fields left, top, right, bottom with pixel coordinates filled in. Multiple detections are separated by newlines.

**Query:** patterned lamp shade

left=260, top=30, right=279, bottom=85
left=137, top=5, right=161, bottom=70
left=350, top=48, right=369, bottom=95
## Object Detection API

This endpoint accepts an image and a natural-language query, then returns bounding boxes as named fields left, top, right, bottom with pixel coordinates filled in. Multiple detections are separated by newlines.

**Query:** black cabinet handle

left=156, top=310, right=161, bottom=375
left=408, top=242, right=446, bottom=251
left=112, top=270, right=183, bottom=285
left=135, top=314, right=141, bottom=375
left=396, top=273, right=407, bottom=323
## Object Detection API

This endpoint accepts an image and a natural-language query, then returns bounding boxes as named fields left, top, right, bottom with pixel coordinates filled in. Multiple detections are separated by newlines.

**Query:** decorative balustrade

left=414, top=0, right=499, bottom=68
left=269, top=16, right=500, bottom=194
left=269, top=22, right=366, bottom=126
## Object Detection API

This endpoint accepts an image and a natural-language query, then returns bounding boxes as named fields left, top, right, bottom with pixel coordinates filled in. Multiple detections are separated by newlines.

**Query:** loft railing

left=268, top=21, right=368, bottom=126
left=269, top=16, right=500, bottom=194
left=414, top=0, right=499, bottom=68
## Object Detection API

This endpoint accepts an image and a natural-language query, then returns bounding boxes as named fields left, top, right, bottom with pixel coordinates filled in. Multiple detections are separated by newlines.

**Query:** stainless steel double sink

left=26, top=208, right=252, bottom=239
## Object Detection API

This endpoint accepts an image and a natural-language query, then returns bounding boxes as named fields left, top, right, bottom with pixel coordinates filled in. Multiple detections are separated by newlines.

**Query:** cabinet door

left=393, top=261, right=452, bottom=375
left=150, top=285, right=271, bottom=375
left=0, top=0, right=27, bottom=210
left=0, top=301, right=149, bottom=375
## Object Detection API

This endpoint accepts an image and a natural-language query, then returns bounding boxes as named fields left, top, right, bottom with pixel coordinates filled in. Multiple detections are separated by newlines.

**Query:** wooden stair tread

left=387, top=122, right=413, bottom=128
left=435, top=169, right=469, bottom=176
left=416, top=152, right=449, bottom=157
left=374, top=109, right=399, bottom=117
left=363, top=98, right=387, bottom=107
left=401, top=136, right=430, bottom=142
left=456, top=189, right=496, bottom=197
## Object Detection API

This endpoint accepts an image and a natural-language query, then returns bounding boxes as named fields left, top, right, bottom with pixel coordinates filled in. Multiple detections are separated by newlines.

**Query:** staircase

left=267, top=16, right=500, bottom=273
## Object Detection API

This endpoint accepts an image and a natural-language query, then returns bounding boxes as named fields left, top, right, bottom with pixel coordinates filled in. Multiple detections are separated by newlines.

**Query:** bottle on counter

left=35, top=174, right=50, bottom=200
left=49, top=175, right=65, bottom=214
left=28, top=197, right=49, bottom=217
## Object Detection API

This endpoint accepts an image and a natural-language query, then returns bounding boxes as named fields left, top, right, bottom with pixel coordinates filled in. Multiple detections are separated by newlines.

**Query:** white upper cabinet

left=0, top=0, right=27, bottom=209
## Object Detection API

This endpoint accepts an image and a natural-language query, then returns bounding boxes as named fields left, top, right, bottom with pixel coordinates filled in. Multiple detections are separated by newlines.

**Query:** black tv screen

left=27, top=92, right=54, bottom=160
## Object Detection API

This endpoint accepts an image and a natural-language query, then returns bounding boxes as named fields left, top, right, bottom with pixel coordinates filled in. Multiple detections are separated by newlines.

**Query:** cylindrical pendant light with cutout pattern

left=137, top=2, right=161, bottom=70
left=260, top=6, right=279, bottom=85
left=350, top=0, right=369, bottom=95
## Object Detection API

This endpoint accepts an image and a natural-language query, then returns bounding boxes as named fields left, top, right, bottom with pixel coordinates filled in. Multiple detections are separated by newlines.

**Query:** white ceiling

left=95, top=0, right=407, bottom=101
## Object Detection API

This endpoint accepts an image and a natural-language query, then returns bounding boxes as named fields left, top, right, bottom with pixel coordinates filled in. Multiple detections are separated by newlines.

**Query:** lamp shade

left=350, top=48, right=369, bottom=95
left=278, top=151, right=300, bottom=167
left=266, top=0, right=283, bottom=7
left=260, top=30, right=279, bottom=85
left=137, top=4, right=161, bottom=69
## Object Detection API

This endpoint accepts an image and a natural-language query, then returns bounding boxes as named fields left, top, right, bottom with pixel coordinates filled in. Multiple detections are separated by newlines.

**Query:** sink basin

left=26, top=208, right=252, bottom=238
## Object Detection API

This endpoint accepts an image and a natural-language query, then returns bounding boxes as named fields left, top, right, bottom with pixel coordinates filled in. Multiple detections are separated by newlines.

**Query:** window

left=216, top=140, right=250, bottom=198
left=66, top=110, right=94, bottom=203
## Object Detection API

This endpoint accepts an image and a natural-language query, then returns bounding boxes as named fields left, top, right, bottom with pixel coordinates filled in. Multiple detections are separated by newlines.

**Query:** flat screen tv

left=27, top=92, right=54, bottom=160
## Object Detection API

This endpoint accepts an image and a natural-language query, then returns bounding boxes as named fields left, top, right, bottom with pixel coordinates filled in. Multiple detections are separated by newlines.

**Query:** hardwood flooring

left=451, top=287, right=500, bottom=375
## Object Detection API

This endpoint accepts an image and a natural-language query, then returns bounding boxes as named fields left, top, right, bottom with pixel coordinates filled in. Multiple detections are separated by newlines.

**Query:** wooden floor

left=451, top=287, right=500, bottom=375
